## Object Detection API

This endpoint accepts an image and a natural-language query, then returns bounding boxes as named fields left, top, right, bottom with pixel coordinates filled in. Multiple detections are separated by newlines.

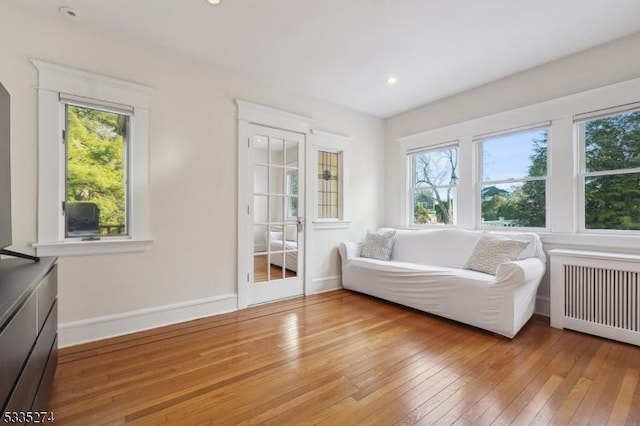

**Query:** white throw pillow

left=360, top=230, right=397, bottom=261
left=284, top=225, right=297, bottom=241
left=464, top=233, right=529, bottom=275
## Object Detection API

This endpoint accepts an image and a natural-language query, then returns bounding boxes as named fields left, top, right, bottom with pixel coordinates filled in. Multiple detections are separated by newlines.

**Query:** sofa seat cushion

left=348, top=257, right=495, bottom=286
left=343, top=257, right=527, bottom=335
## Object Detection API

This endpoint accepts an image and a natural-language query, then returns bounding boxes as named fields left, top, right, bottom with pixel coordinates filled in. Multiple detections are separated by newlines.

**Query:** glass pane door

left=250, top=125, right=304, bottom=305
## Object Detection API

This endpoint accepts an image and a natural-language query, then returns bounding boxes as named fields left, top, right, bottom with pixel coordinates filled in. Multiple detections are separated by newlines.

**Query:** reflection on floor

left=254, top=254, right=296, bottom=282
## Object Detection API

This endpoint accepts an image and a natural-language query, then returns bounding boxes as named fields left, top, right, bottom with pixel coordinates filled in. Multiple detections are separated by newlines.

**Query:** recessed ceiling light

left=59, top=6, right=81, bottom=19
left=386, top=76, right=398, bottom=86
left=206, top=0, right=222, bottom=5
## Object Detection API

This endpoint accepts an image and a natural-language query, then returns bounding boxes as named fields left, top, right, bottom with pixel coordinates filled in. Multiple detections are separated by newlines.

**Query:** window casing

left=477, top=126, right=549, bottom=230
left=408, top=145, right=458, bottom=226
left=310, top=130, right=350, bottom=230
left=32, top=59, right=152, bottom=256
left=577, top=106, right=640, bottom=233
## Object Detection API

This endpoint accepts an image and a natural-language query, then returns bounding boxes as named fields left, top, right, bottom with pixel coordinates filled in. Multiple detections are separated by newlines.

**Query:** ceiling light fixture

left=59, top=6, right=81, bottom=19
left=386, top=76, right=398, bottom=86
left=206, top=0, right=222, bottom=5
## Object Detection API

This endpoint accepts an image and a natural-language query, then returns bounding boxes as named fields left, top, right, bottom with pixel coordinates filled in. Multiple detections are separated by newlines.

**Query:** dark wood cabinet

left=0, top=257, right=58, bottom=419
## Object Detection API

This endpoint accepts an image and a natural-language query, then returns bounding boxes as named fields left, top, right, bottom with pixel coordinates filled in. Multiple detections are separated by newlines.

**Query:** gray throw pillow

left=360, top=230, right=397, bottom=261
left=465, top=233, right=529, bottom=275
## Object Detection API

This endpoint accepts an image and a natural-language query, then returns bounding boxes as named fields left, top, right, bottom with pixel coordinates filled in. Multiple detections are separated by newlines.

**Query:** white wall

left=385, top=31, right=640, bottom=314
left=0, top=2, right=384, bottom=343
left=5, top=1, right=637, bottom=338
left=386, top=31, right=640, bottom=227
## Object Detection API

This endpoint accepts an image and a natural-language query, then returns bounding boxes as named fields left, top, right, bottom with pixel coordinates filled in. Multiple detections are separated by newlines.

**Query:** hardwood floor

left=49, top=290, right=640, bottom=425
left=254, top=254, right=297, bottom=282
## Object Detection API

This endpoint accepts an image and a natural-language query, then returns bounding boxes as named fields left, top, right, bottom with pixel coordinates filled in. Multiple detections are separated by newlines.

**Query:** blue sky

left=482, top=129, right=547, bottom=182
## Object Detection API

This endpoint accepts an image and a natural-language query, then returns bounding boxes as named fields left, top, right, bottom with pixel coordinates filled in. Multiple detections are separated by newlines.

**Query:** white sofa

left=268, top=228, right=298, bottom=272
left=338, top=228, right=546, bottom=338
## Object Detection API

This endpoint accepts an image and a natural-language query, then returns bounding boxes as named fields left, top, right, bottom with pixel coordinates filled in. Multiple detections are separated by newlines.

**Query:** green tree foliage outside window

left=584, top=110, right=640, bottom=230
left=66, top=104, right=128, bottom=236
left=514, top=138, right=547, bottom=228
left=287, top=171, right=298, bottom=218
left=480, top=186, right=519, bottom=222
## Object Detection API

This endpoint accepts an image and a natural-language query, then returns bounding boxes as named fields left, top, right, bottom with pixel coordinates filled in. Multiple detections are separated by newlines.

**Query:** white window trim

left=395, top=75, right=640, bottom=251
left=309, top=129, right=351, bottom=230
left=31, top=59, right=153, bottom=257
left=406, top=143, right=459, bottom=228
left=575, top=105, right=640, bottom=235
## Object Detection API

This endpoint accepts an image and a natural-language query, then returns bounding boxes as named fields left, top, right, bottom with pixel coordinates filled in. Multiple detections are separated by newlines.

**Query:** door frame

left=236, top=100, right=315, bottom=309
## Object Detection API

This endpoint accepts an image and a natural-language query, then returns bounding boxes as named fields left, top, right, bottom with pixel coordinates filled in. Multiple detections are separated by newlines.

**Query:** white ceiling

left=9, top=0, right=640, bottom=117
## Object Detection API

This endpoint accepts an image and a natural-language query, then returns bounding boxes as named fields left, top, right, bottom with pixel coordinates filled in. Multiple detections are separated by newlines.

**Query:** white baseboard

left=535, top=295, right=550, bottom=317
left=59, top=293, right=237, bottom=348
left=308, top=275, right=342, bottom=294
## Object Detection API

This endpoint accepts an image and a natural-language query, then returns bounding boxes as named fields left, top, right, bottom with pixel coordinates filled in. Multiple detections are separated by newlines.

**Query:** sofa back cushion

left=388, top=228, right=546, bottom=268
left=390, top=229, right=480, bottom=268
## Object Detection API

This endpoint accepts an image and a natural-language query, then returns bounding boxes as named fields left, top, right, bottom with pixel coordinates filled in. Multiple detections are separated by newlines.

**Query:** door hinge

left=247, top=205, right=250, bottom=215
left=248, top=137, right=250, bottom=148
left=62, top=129, right=66, bottom=144
left=61, top=201, right=66, bottom=215
left=247, top=273, right=250, bottom=282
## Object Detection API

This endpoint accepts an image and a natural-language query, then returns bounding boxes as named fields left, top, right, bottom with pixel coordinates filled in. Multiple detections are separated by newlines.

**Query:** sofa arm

left=495, top=257, right=545, bottom=287
left=338, top=242, right=363, bottom=265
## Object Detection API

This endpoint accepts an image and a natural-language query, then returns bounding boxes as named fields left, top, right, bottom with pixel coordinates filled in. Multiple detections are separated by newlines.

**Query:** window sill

left=33, top=238, right=153, bottom=257
left=406, top=224, right=457, bottom=229
left=539, top=232, right=640, bottom=254
left=312, top=220, right=351, bottom=230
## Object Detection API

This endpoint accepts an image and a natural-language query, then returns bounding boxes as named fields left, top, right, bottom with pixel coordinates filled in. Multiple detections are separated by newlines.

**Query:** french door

left=247, top=124, right=305, bottom=305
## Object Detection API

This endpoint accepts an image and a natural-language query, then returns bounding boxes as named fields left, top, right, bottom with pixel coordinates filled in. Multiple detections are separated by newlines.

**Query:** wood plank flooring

left=254, top=254, right=297, bottom=282
left=49, top=290, right=640, bottom=425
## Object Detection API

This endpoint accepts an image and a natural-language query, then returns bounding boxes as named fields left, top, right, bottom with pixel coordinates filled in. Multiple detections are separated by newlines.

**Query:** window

left=408, top=145, right=458, bottom=226
left=64, top=102, right=130, bottom=238
left=286, top=170, right=298, bottom=219
left=398, top=77, right=640, bottom=251
left=477, top=127, right=548, bottom=229
left=310, top=130, right=350, bottom=229
left=317, top=150, right=340, bottom=219
left=32, top=59, right=152, bottom=256
left=577, top=107, right=640, bottom=231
